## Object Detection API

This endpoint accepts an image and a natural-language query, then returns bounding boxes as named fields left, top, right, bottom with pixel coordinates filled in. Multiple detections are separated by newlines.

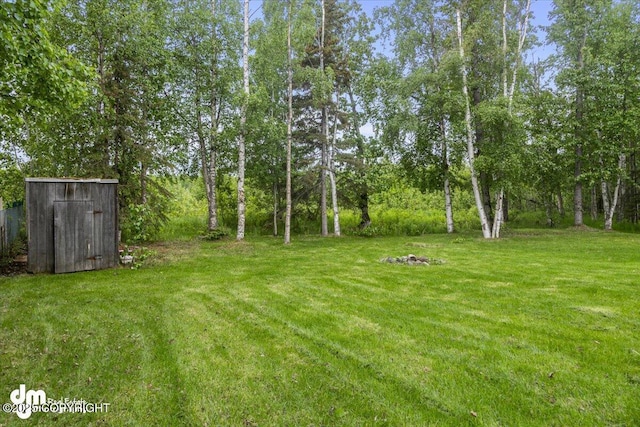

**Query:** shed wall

left=26, top=179, right=118, bottom=273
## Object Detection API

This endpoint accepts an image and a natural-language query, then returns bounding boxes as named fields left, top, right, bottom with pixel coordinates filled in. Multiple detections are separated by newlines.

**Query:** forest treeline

left=1, top=0, right=640, bottom=241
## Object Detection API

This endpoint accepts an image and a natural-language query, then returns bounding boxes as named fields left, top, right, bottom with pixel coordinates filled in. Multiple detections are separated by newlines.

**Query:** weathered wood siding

left=26, top=178, right=118, bottom=273
left=54, top=200, right=95, bottom=273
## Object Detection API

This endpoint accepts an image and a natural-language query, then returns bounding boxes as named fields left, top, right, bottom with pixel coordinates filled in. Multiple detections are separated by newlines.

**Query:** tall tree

left=453, top=0, right=532, bottom=238
left=237, top=0, right=249, bottom=240
left=169, top=0, right=241, bottom=232
left=549, top=0, right=611, bottom=227
left=285, top=0, right=294, bottom=244
left=375, top=0, right=463, bottom=234
left=491, top=0, right=531, bottom=238
left=26, top=0, right=181, bottom=239
left=456, top=6, right=492, bottom=238
left=294, top=0, right=348, bottom=236
left=579, top=1, right=640, bottom=229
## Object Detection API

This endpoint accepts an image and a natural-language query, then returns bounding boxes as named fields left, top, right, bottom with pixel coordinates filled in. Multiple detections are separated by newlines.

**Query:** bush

left=121, top=203, right=157, bottom=244
left=200, top=227, right=230, bottom=241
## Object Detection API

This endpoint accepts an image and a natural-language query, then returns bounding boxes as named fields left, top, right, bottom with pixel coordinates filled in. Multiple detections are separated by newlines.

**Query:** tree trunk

left=556, top=189, right=565, bottom=217
left=237, top=0, right=249, bottom=241
left=591, top=185, right=598, bottom=221
left=457, top=8, right=491, bottom=239
left=273, top=182, right=278, bottom=236
left=329, top=144, right=340, bottom=236
left=96, top=31, right=110, bottom=171
left=481, top=173, right=493, bottom=227
left=603, top=154, right=625, bottom=230
left=444, top=175, right=454, bottom=234
left=491, top=0, right=529, bottom=238
left=284, top=0, right=293, bottom=245
left=545, top=196, right=554, bottom=227
left=140, top=163, right=148, bottom=205
left=491, top=189, right=504, bottom=238
left=320, top=108, right=328, bottom=236
left=207, top=146, right=219, bottom=230
left=347, top=87, right=370, bottom=228
left=502, top=194, right=509, bottom=222
left=319, top=0, right=328, bottom=237
left=329, top=91, right=340, bottom=236
left=203, top=0, right=219, bottom=232
left=196, top=93, right=219, bottom=231
left=440, top=119, right=454, bottom=233
left=573, top=29, right=587, bottom=227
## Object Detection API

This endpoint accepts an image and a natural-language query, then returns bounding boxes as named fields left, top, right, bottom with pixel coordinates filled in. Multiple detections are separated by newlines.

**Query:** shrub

left=200, top=227, right=230, bottom=241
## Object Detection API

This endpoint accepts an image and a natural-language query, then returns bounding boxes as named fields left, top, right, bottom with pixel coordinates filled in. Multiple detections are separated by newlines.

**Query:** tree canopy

left=2, top=0, right=640, bottom=237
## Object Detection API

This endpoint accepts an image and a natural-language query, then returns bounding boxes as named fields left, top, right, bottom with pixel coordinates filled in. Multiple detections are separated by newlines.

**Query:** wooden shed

left=26, top=178, right=119, bottom=274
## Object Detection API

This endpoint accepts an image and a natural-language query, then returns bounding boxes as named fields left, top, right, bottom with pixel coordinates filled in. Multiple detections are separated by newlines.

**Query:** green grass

left=1, top=230, right=639, bottom=426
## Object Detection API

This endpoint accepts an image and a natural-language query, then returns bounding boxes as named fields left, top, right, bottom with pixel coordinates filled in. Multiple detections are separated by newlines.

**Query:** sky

left=245, top=0, right=559, bottom=137
left=247, top=0, right=558, bottom=61
left=354, top=0, right=557, bottom=61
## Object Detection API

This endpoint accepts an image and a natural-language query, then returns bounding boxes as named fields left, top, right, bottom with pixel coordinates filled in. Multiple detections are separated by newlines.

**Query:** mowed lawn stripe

left=1, top=231, right=639, bottom=425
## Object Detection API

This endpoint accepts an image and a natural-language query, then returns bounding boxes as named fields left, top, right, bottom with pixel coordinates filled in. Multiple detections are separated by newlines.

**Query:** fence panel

left=0, top=203, right=24, bottom=256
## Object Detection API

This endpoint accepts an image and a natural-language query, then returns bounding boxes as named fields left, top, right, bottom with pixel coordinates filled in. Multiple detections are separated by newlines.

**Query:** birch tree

left=236, top=0, right=249, bottom=240
left=453, top=0, right=531, bottom=239
left=456, top=7, right=492, bottom=238
left=375, top=0, right=461, bottom=234
left=585, top=1, right=639, bottom=230
left=490, top=0, right=531, bottom=238
left=549, top=0, right=611, bottom=227
left=169, top=0, right=241, bottom=232
left=285, top=0, right=293, bottom=244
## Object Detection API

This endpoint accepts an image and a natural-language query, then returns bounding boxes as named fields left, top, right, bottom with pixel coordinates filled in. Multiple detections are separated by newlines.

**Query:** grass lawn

left=1, top=229, right=639, bottom=426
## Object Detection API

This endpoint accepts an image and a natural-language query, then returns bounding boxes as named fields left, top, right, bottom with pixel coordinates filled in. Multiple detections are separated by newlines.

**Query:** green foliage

left=157, top=175, right=486, bottom=238
left=121, top=204, right=154, bottom=244
left=0, top=0, right=89, bottom=133
left=0, top=162, right=24, bottom=205
left=200, top=227, right=230, bottom=241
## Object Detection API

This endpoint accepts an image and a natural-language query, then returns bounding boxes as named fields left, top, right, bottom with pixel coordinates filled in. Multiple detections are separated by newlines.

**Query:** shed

left=26, top=178, right=119, bottom=274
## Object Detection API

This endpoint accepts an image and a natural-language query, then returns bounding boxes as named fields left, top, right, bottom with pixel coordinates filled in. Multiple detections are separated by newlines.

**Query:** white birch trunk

left=491, top=0, right=531, bottom=238
left=284, top=0, right=293, bottom=245
left=321, top=109, right=328, bottom=236
left=319, top=0, right=328, bottom=236
left=502, top=0, right=508, bottom=99
left=456, top=8, right=492, bottom=239
left=196, top=94, right=219, bottom=231
left=441, top=120, right=454, bottom=233
left=492, top=0, right=509, bottom=239
left=329, top=93, right=340, bottom=236
left=603, top=154, right=625, bottom=230
left=273, top=182, right=278, bottom=236
left=491, top=189, right=505, bottom=238
left=444, top=175, right=454, bottom=234
left=204, top=0, right=219, bottom=231
left=237, top=0, right=249, bottom=241
left=509, top=0, right=531, bottom=110
left=208, top=145, right=219, bottom=230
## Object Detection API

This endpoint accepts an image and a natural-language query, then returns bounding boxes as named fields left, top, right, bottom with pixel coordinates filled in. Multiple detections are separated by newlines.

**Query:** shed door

left=54, top=201, right=95, bottom=273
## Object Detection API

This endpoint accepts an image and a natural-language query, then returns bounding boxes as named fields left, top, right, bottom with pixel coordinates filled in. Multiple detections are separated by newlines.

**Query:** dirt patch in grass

left=147, top=240, right=201, bottom=265
left=1, top=251, right=27, bottom=277
left=216, top=240, right=256, bottom=255
left=0, top=259, right=27, bottom=276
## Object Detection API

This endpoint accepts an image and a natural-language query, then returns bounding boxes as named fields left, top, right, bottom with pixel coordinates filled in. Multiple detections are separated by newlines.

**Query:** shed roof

left=25, top=178, right=118, bottom=184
